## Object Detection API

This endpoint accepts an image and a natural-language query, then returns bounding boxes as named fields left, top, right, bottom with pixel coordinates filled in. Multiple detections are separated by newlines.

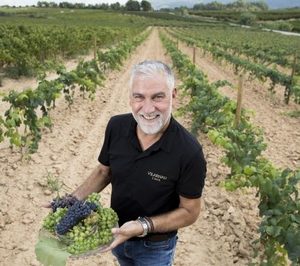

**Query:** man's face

left=130, top=74, right=175, bottom=135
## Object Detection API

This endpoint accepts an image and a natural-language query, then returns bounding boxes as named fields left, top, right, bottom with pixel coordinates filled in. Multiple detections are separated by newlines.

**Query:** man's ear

left=172, top=88, right=177, bottom=98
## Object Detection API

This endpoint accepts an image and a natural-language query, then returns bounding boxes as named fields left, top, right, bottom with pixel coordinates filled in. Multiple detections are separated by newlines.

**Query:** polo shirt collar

left=126, top=114, right=177, bottom=153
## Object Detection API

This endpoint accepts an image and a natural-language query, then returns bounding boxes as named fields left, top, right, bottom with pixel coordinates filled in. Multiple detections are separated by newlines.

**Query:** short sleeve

left=177, top=147, right=207, bottom=198
left=98, top=118, right=112, bottom=166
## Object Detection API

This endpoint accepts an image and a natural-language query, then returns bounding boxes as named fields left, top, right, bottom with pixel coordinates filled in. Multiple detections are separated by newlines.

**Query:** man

left=72, top=60, right=206, bottom=265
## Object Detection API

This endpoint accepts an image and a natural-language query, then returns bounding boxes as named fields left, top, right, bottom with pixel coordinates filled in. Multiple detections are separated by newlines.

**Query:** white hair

left=129, top=60, right=175, bottom=91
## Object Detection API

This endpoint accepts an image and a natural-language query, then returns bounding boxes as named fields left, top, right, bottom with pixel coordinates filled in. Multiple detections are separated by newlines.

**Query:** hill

left=149, top=0, right=300, bottom=10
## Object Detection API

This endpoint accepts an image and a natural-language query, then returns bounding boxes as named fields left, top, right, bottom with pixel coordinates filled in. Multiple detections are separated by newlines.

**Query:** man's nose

left=142, top=99, right=155, bottom=113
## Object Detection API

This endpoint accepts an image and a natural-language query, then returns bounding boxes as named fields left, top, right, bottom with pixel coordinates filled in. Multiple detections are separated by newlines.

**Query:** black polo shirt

left=98, top=113, right=206, bottom=227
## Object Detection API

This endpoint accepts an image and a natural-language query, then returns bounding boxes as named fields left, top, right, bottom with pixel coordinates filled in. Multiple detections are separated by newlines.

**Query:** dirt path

left=173, top=35, right=300, bottom=170
left=0, top=28, right=260, bottom=266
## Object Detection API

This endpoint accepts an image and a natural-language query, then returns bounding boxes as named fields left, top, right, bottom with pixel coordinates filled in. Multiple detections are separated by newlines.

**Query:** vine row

left=167, top=28, right=300, bottom=104
left=160, top=32, right=300, bottom=265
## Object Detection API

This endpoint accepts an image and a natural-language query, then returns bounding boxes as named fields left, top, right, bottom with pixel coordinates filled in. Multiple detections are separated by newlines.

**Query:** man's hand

left=100, top=220, right=143, bottom=252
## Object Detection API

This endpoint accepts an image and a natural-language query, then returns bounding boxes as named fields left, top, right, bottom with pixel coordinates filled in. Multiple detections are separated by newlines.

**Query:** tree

left=141, top=0, right=152, bottom=11
left=125, top=0, right=140, bottom=11
left=37, top=1, right=49, bottom=7
left=59, top=2, right=73, bottom=8
left=204, top=1, right=224, bottom=10
left=239, top=12, right=257, bottom=25
left=252, top=0, right=268, bottom=11
left=74, top=3, right=85, bottom=9
left=111, top=2, right=121, bottom=10
left=49, top=2, right=58, bottom=8
left=100, top=3, right=109, bottom=10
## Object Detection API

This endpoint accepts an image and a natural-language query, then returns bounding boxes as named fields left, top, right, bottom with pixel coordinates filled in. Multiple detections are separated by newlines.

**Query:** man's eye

left=154, top=95, right=164, bottom=101
left=133, top=95, right=143, bottom=101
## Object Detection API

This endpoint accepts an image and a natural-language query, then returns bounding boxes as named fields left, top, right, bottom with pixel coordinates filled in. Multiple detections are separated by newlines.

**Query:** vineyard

left=0, top=7, right=299, bottom=266
left=189, top=9, right=300, bottom=30
left=167, top=26, right=300, bottom=104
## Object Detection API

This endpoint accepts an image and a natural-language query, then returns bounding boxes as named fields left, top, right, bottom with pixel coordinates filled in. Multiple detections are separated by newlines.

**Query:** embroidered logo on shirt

left=147, top=171, right=168, bottom=182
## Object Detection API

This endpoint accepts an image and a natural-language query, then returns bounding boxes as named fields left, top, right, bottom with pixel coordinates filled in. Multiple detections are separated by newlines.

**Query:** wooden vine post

left=94, top=36, right=97, bottom=60
left=193, top=46, right=196, bottom=64
left=235, top=74, right=244, bottom=128
left=284, top=52, right=297, bottom=104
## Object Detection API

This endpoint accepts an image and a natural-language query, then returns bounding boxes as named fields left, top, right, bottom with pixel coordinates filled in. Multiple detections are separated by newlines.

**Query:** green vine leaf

left=35, top=230, right=71, bottom=266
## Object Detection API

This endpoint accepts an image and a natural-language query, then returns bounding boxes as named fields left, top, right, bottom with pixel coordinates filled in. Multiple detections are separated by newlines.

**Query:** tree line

left=193, top=0, right=269, bottom=11
left=34, top=1, right=152, bottom=11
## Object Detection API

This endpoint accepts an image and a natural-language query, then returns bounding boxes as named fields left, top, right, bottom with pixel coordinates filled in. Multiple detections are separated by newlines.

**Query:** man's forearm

left=102, top=197, right=201, bottom=251
left=150, top=198, right=201, bottom=233
left=72, top=164, right=111, bottom=200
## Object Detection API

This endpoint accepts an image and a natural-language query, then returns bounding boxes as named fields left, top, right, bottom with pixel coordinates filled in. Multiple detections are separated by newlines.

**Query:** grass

left=282, top=110, right=300, bottom=118
left=45, top=171, right=63, bottom=197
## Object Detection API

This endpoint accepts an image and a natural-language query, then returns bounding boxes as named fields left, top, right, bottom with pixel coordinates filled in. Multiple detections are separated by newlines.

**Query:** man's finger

left=111, top=227, right=121, bottom=234
left=41, top=202, right=51, bottom=208
left=100, top=242, right=115, bottom=253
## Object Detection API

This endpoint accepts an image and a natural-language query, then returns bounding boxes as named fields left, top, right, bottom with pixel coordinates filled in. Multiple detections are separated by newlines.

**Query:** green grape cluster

left=97, top=208, right=119, bottom=230
left=66, top=208, right=118, bottom=255
left=41, top=193, right=119, bottom=255
left=42, top=207, right=67, bottom=232
left=86, top=193, right=101, bottom=206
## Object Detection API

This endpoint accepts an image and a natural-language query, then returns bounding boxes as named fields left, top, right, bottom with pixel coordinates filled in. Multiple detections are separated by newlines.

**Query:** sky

left=1, top=0, right=129, bottom=6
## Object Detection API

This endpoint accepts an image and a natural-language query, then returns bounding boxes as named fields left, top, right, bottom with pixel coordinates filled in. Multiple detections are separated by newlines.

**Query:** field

left=0, top=8, right=299, bottom=266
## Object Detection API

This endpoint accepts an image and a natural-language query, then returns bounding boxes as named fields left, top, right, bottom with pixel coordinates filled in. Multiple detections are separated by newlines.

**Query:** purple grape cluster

left=56, top=201, right=98, bottom=235
left=51, top=194, right=78, bottom=212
